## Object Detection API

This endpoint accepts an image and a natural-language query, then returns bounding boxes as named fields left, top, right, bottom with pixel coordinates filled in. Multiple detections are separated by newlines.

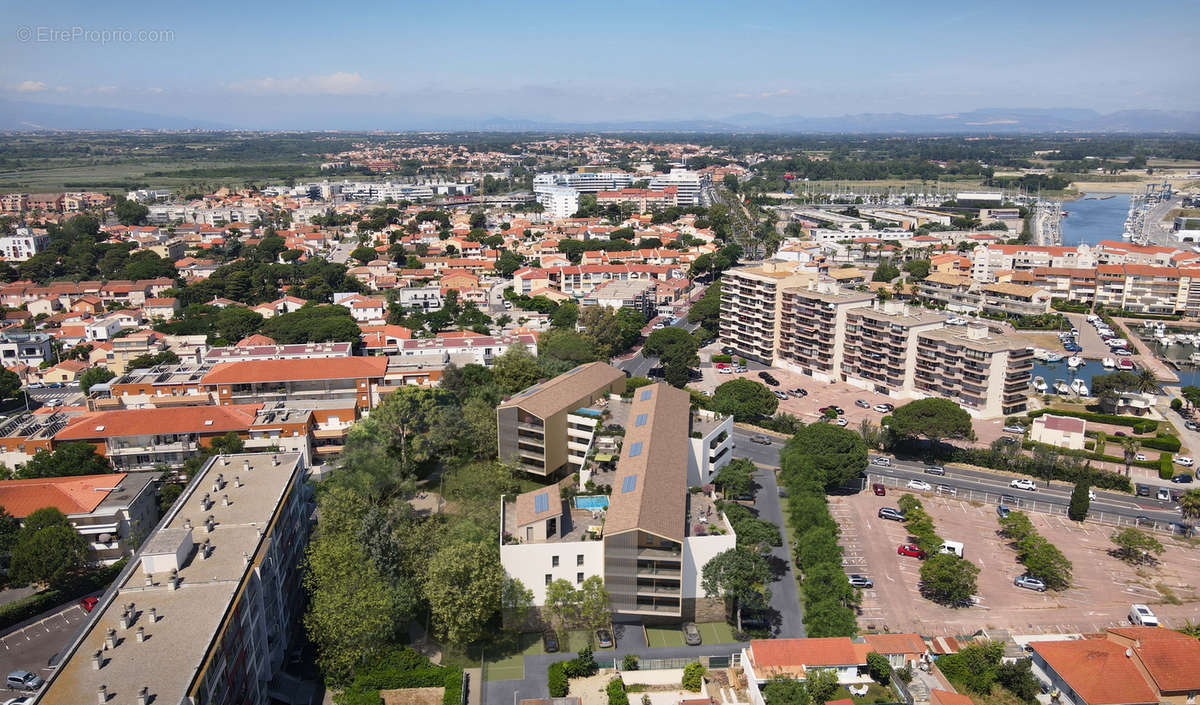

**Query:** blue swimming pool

left=573, top=408, right=604, bottom=417
left=575, top=495, right=610, bottom=510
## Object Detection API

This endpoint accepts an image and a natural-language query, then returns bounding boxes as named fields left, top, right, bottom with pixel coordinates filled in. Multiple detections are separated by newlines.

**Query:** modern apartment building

left=0, top=227, right=49, bottom=261
left=917, top=273, right=980, bottom=313
left=719, top=264, right=816, bottom=364
left=978, top=282, right=1052, bottom=317
left=36, top=452, right=311, bottom=705
left=536, top=185, right=581, bottom=220
left=842, top=302, right=947, bottom=398
left=913, top=325, right=1034, bottom=417
left=497, top=362, right=627, bottom=477
left=648, top=169, right=708, bottom=206
left=777, top=284, right=873, bottom=382
left=500, top=383, right=735, bottom=623
left=533, top=172, right=634, bottom=193
left=970, top=244, right=1094, bottom=283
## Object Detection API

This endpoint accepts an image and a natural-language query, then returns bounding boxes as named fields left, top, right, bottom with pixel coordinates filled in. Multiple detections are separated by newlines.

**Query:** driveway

left=744, top=444, right=807, bottom=639
left=0, top=601, right=92, bottom=696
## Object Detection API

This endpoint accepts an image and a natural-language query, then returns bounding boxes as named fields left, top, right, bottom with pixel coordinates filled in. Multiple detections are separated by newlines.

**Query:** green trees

left=713, top=458, right=754, bottom=498
left=937, top=641, right=1039, bottom=701
left=1068, top=480, right=1090, bottom=521
left=866, top=651, right=892, bottom=685
left=897, top=495, right=942, bottom=555
left=9, top=507, right=88, bottom=587
left=1110, top=528, right=1164, bottom=564
left=350, top=246, right=376, bottom=264
left=367, top=386, right=459, bottom=485
left=577, top=305, right=645, bottom=359
left=701, top=546, right=771, bottom=632
left=79, top=366, right=116, bottom=394
left=17, top=443, right=111, bottom=479
left=872, top=259, right=900, bottom=282
left=918, top=553, right=979, bottom=606
left=682, top=662, right=705, bottom=692
left=805, top=668, right=841, bottom=704
left=763, top=677, right=810, bottom=705
left=643, top=327, right=699, bottom=388
left=711, top=379, right=778, bottom=422
left=1181, top=489, right=1200, bottom=524
left=492, top=343, right=544, bottom=394
left=259, top=304, right=360, bottom=343
left=0, top=368, right=20, bottom=400
left=423, top=540, right=504, bottom=647
left=997, top=511, right=1073, bottom=590
left=543, top=576, right=612, bottom=638
left=903, top=259, right=931, bottom=281
left=687, top=282, right=721, bottom=332
left=780, top=422, right=867, bottom=490
left=126, top=350, right=180, bottom=370
left=607, top=677, right=629, bottom=705
left=887, top=398, right=974, bottom=444
left=722, top=503, right=782, bottom=550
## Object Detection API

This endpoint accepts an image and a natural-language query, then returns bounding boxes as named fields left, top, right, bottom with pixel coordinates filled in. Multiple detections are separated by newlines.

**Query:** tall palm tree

left=1135, top=369, right=1160, bottom=394
left=1180, top=489, right=1200, bottom=524
left=1119, top=437, right=1141, bottom=478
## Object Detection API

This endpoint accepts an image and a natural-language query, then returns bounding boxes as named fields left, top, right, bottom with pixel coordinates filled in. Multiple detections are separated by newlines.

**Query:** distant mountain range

left=2, top=99, right=1198, bottom=133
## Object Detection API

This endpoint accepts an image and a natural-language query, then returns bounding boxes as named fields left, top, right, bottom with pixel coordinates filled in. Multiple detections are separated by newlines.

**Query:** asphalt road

left=867, top=455, right=1187, bottom=530
left=615, top=316, right=698, bottom=379
left=0, top=601, right=91, bottom=697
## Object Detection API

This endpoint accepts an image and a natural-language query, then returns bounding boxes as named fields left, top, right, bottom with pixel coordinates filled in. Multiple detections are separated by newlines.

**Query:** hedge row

left=1027, top=408, right=1158, bottom=433
left=1020, top=440, right=1159, bottom=470
left=340, top=648, right=463, bottom=705
left=1140, top=436, right=1182, bottom=452
left=1160, top=455, right=1174, bottom=481
left=0, top=559, right=126, bottom=632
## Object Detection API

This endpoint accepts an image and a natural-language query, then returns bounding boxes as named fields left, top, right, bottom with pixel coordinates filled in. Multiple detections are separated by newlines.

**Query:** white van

left=939, top=541, right=964, bottom=558
left=1129, top=603, right=1159, bottom=626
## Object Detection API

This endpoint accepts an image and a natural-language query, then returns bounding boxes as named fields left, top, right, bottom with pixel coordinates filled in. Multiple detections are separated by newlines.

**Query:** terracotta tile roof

left=0, top=473, right=128, bottom=517
left=56, top=404, right=261, bottom=440
left=1031, top=639, right=1157, bottom=705
left=1038, top=415, right=1086, bottom=434
left=235, top=334, right=276, bottom=347
left=749, top=637, right=865, bottom=678
left=202, top=357, right=387, bottom=385
left=864, top=633, right=927, bottom=656
left=1107, top=627, right=1200, bottom=692
left=930, top=690, right=974, bottom=705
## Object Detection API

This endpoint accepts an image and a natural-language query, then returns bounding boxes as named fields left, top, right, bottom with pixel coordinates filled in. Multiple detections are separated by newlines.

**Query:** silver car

left=1014, top=575, right=1046, bottom=592
left=848, top=574, right=874, bottom=589
left=682, top=622, right=702, bottom=646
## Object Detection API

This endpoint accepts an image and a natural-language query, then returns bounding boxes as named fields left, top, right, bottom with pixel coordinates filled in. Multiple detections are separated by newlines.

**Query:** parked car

left=595, top=628, right=614, bottom=648
left=1176, top=455, right=1194, bottom=466
left=1186, top=421, right=1199, bottom=431
left=897, top=543, right=927, bottom=559
left=870, top=456, right=891, bottom=466
left=872, top=483, right=886, bottom=496
left=774, top=390, right=788, bottom=400
left=1000, top=494, right=1019, bottom=505
left=1014, top=575, right=1047, bottom=592
left=906, top=479, right=932, bottom=491
left=721, top=346, right=736, bottom=355
left=1134, top=452, right=1147, bottom=462
left=1001, top=425, right=1025, bottom=434
left=750, top=434, right=771, bottom=445
left=1010, top=478, right=1037, bottom=491
left=1129, top=603, right=1159, bottom=626
left=855, top=399, right=871, bottom=409
left=1172, top=474, right=1194, bottom=484
left=758, top=371, right=779, bottom=386
left=717, top=366, right=733, bottom=374
left=834, top=417, right=848, bottom=427
left=682, top=622, right=702, bottom=646
left=848, top=574, right=874, bottom=589
left=923, top=465, right=946, bottom=476
left=873, top=403, right=893, bottom=413
left=819, top=405, right=844, bottom=415
left=734, top=366, right=748, bottom=373
left=542, top=631, right=559, bottom=653
left=1, top=697, right=32, bottom=705
left=79, top=596, right=99, bottom=613
left=878, top=507, right=905, bottom=521
left=996, top=504, right=1011, bottom=518
left=4, top=672, right=42, bottom=692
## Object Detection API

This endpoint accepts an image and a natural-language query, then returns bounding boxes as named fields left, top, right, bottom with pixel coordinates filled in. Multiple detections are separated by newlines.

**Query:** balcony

left=637, top=547, right=682, bottom=561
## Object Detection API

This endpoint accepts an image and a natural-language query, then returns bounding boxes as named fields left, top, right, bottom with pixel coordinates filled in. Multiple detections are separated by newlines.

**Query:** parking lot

left=0, top=601, right=91, bottom=695
left=833, top=489, right=1200, bottom=636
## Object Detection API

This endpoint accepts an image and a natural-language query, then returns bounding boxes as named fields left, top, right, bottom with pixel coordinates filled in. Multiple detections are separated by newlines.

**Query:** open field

left=0, top=160, right=324, bottom=192
left=834, top=489, right=1200, bottom=637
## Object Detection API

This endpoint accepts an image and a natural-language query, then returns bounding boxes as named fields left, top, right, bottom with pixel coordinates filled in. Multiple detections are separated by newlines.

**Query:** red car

left=872, top=483, right=886, bottom=496
left=79, top=596, right=99, bottom=613
left=897, top=544, right=927, bottom=559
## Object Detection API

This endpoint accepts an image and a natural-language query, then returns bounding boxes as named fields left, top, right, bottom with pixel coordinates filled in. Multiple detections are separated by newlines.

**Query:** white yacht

left=1045, top=352, right=1064, bottom=363
left=1101, top=357, right=1116, bottom=368
left=1054, top=379, right=1070, bottom=394
left=1070, top=379, right=1089, bottom=396
left=1032, top=376, right=1048, bottom=393
left=1067, top=356, right=1084, bottom=369
left=1033, top=348, right=1051, bottom=361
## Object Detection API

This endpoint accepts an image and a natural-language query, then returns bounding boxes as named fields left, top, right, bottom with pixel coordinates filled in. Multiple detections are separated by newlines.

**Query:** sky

left=2, top=0, right=1198, bottom=128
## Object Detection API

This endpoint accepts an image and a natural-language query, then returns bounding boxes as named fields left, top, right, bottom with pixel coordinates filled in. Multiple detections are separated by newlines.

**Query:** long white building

left=649, top=169, right=708, bottom=206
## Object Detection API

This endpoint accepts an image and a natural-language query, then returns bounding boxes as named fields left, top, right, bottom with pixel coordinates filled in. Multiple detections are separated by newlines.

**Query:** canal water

left=1030, top=358, right=1115, bottom=396
left=1059, top=193, right=1131, bottom=247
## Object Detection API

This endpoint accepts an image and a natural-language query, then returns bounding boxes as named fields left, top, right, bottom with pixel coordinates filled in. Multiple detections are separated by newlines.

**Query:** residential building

left=970, top=244, right=1094, bottom=283
left=0, top=472, right=159, bottom=564
left=648, top=169, right=707, bottom=206
left=496, top=362, right=626, bottom=477
left=536, top=185, right=581, bottom=220
left=777, top=284, right=873, bottom=382
left=687, top=409, right=734, bottom=487
left=978, top=282, right=1052, bottom=317
left=36, top=452, right=311, bottom=705
left=580, top=278, right=658, bottom=318
left=205, top=341, right=353, bottom=363
left=841, top=302, right=946, bottom=398
left=719, top=263, right=817, bottom=364
left=0, top=330, right=54, bottom=367
left=394, top=285, right=443, bottom=312
left=1029, top=414, right=1087, bottom=450
left=741, top=638, right=873, bottom=705
left=500, top=383, right=735, bottom=623
left=594, top=187, right=678, bottom=213
left=913, top=325, right=1033, bottom=417
left=533, top=172, right=633, bottom=193
left=202, top=357, right=388, bottom=410
left=918, top=273, right=980, bottom=313
left=0, top=227, right=50, bottom=261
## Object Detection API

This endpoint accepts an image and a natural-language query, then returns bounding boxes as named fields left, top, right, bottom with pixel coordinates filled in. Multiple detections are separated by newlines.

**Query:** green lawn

left=645, top=622, right=737, bottom=648
left=841, top=682, right=900, bottom=705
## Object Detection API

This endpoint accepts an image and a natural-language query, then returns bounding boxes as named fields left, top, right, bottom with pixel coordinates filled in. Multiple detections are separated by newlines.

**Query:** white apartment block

left=536, top=185, right=581, bottom=220
left=533, top=172, right=633, bottom=193
left=719, top=264, right=817, bottom=364
left=0, top=227, right=49, bottom=261
left=648, top=168, right=707, bottom=206
left=970, top=244, right=1094, bottom=283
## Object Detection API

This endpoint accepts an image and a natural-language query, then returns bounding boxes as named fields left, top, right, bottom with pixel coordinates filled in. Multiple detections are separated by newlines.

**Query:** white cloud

left=15, top=80, right=47, bottom=93
left=228, top=72, right=379, bottom=95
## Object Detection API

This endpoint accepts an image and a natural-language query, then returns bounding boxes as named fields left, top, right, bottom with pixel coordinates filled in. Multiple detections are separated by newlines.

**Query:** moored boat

left=1033, top=376, right=1048, bottom=393
left=1102, top=357, right=1115, bottom=368
left=1054, top=379, right=1070, bottom=394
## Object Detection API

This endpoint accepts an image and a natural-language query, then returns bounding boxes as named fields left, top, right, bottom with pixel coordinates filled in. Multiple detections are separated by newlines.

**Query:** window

left=640, top=389, right=653, bottom=401
left=551, top=555, right=559, bottom=567
left=635, top=413, right=648, bottom=427
left=628, top=441, right=643, bottom=457
left=577, top=554, right=584, bottom=566
left=545, top=574, right=552, bottom=586
left=576, top=572, right=584, bottom=584
left=534, top=492, right=549, bottom=513
left=621, top=475, right=637, bottom=493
